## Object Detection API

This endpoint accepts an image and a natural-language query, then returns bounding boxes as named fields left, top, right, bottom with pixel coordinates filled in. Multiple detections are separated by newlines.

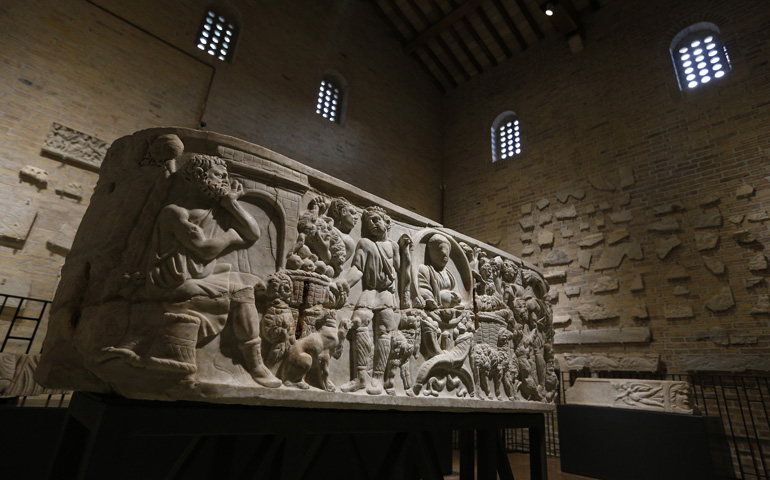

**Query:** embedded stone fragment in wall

left=689, top=211, right=722, bottom=229
left=598, top=202, right=612, bottom=212
left=55, top=182, right=86, bottom=201
left=554, top=327, right=651, bottom=345
left=536, top=198, right=550, bottom=210
left=570, top=188, right=586, bottom=200
left=705, top=287, right=734, bottom=312
left=47, top=224, right=77, bottom=254
left=557, top=354, right=660, bottom=372
left=543, top=249, right=571, bottom=266
left=665, top=304, right=694, bottom=319
left=652, top=202, right=684, bottom=216
left=699, top=194, right=720, bottom=207
left=20, top=166, right=48, bottom=187
left=579, top=222, right=590, bottom=231
left=730, top=335, right=758, bottom=345
left=565, top=286, right=581, bottom=297
left=0, top=199, right=38, bottom=244
left=682, top=355, right=770, bottom=373
left=609, top=210, right=632, bottom=223
left=553, top=315, right=572, bottom=328
left=648, top=219, right=680, bottom=232
left=618, top=166, right=635, bottom=189
left=544, top=270, right=567, bottom=282
left=733, top=230, right=758, bottom=244
left=519, top=217, right=534, bottom=231
left=703, top=257, right=725, bottom=275
left=578, top=251, right=591, bottom=270
left=736, top=184, right=755, bottom=199
left=748, top=253, right=768, bottom=271
left=694, top=328, right=729, bottom=346
left=537, top=230, right=554, bottom=247
left=694, top=232, right=719, bottom=251
left=665, top=264, right=690, bottom=281
left=673, top=286, right=690, bottom=296
left=554, top=205, right=577, bottom=220
left=561, top=228, right=574, bottom=238
left=521, top=203, right=532, bottom=215
left=746, top=277, right=764, bottom=288
left=751, top=295, right=770, bottom=314
left=595, top=218, right=605, bottom=228
left=630, top=274, right=644, bottom=291
left=576, top=302, right=619, bottom=321
left=43, top=123, right=110, bottom=170
left=579, top=233, right=604, bottom=248
left=728, top=214, right=744, bottom=225
left=619, top=193, right=631, bottom=207
left=538, top=213, right=553, bottom=226
left=607, top=229, right=629, bottom=245
left=748, top=211, right=770, bottom=222
left=591, top=277, right=619, bottom=293
left=594, top=242, right=642, bottom=270
left=520, top=233, right=532, bottom=243
left=546, top=289, right=560, bottom=303
left=589, top=174, right=617, bottom=192
left=585, top=205, right=596, bottom=215
left=630, top=303, right=648, bottom=319
left=556, top=192, right=570, bottom=203
left=521, top=245, right=534, bottom=256
left=655, top=236, right=681, bottom=259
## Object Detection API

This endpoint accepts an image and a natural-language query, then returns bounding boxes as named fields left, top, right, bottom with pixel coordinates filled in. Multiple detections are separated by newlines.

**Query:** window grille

left=197, top=10, right=236, bottom=62
left=492, top=113, right=521, bottom=162
left=671, top=24, right=730, bottom=90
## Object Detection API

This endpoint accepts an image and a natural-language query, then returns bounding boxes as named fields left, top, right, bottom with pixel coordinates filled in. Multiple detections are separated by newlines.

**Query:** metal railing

left=0, top=293, right=70, bottom=407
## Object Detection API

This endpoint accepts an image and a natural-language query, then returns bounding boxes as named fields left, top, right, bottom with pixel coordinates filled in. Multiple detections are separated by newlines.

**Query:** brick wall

left=441, top=0, right=770, bottom=371
left=0, top=0, right=442, bottom=301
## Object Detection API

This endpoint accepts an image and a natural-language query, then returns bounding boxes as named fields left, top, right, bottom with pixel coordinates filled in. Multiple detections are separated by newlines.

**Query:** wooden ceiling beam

left=428, top=0, right=484, bottom=74
left=404, top=0, right=487, bottom=54
left=476, top=5, right=513, bottom=58
left=492, top=0, right=528, bottom=50
left=407, top=0, right=472, bottom=82
left=513, top=0, right=544, bottom=39
left=373, top=0, right=446, bottom=93
left=448, top=0, right=498, bottom=67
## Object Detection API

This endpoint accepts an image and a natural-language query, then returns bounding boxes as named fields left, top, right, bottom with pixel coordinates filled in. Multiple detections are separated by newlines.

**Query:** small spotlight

left=545, top=8, right=553, bottom=16
left=542, top=2, right=555, bottom=16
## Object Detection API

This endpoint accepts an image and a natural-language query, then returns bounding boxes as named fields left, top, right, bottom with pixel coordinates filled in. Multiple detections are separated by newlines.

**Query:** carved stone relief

left=591, top=277, right=618, bottom=293
left=34, top=128, right=557, bottom=411
left=690, top=211, right=722, bottom=229
left=558, top=354, right=659, bottom=372
left=664, top=305, right=694, bottom=319
left=618, top=193, right=631, bottom=207
left=665, top=265, right=690, bottom=281
left=47, top=223, right=77, bottom=254
left=0, top=199, right=38, bottom=245
left=565, top=378, right=695, bottom=414
left=543, top=250, right=571, bottom=266
left=55, top=183, right=86, bottom=201
left=20, top=165, right=48, bottom=187
left=576, top=302, right=618, bottom=321
left=695, top=232, right=719, bottom=251
left=554, top=327, right=651, bottom=345
left=728, top=214, right=744, bottom=225
left=42, top=123, right=110, bottom=170
left=654, top=236, right=681, bottom=259
left=751, top=295, right=770, bottom=314
left=630, top=303, right=648, bottom=319
left=746, top=277, right=764, bottom=288
left=521, top=203, right=532, bottom=215
left=705, top=287, right=734, bottom=312
left=537, top=230, right=554, bottom=248
left=554, top=206, right=577, bottom=220
left=736, top=184, right=755, bottom=199
left=578, top=233, right=604, bottom=248
left=704, top=257, right=725, bottom=275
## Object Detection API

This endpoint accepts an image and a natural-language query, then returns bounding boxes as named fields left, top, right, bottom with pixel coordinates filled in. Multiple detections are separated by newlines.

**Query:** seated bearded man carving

left=145, top=154, right=280, bottom=387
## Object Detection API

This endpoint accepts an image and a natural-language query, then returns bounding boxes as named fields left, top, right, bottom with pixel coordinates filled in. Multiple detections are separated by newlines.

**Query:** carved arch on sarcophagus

left=409, top=228, right=474, bottom=306
left=218, top=189, right=287, bottom=276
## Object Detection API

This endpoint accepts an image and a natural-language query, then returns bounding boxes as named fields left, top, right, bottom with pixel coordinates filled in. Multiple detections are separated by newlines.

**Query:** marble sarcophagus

left=37, top=128, right=556, bottom=412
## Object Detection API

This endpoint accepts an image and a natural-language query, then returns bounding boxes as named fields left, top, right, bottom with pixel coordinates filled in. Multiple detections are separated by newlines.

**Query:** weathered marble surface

left=565, top=378, right=696, bottom=414
left=36, top=128, right=556, bottom=411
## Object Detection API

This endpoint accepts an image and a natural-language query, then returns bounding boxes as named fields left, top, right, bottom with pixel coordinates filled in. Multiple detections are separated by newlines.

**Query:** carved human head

left=183, top=154, right=230, bottom=201
left=328, top=197, right=359, bottom=233
left=478, top=256, right=499, bottom=282
left=149, top=134, right=184, bottom=164
left=426, top=234, right=452, bottom=270
left=501, top=260, right=519, bottom=283
left=265, top=271, right=293, bottom=302
left=361, top=206, right=391, bottom=239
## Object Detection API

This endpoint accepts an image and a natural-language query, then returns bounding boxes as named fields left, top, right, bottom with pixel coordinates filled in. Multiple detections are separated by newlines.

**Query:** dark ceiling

left=372, top=0, right=600, bottom=93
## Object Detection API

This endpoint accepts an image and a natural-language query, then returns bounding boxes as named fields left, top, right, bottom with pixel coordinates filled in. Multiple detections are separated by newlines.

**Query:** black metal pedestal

left=47, top=392, right=548, bottom=480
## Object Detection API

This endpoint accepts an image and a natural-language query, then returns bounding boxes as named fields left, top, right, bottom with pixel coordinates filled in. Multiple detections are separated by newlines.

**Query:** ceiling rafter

left=404, top=0, right=487, bottom=54
left=429, top=0, right=484, bottom=74
left=407, top=0, right=472, bottom=82
left=491, top=0, right=528, bottom=50
left=514, top=0, right=544, bottom=40
left=475, top=4, right=513, bottom=59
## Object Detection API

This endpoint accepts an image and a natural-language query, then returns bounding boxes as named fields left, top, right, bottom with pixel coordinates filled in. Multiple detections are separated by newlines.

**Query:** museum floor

left=449, top=451, right=595, bottom=479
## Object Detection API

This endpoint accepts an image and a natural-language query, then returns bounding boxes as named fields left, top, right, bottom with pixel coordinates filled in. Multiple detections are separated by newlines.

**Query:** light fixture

left=543, top=2, right=554, bottom=16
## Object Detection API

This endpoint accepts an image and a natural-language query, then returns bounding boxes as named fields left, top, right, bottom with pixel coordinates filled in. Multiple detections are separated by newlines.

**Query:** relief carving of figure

left=139, top=154, right=280, bottom=387
left=259, top=272, right=296, bottom=368
left=612, top=381, right=665, bottom=409
left=337, top=206, right=402, bottom=395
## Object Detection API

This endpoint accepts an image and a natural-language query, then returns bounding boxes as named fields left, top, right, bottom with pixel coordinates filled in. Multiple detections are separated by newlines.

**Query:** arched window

left=491, top=112, right=521, bottom=162
left=196, top=7, right=240, bottom=62
left=670, top=22, right=730, bottom=90
left=315, top=71, right=348, bottom=124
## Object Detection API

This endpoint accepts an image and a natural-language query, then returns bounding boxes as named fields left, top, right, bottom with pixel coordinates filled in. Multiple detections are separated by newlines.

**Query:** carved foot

left=366, top=375, right=384, bottom=395
left=251, top=367, right=282, bottom=388
left=284, top=380, right=310, bottom=390
left=323, top=380, right=337, bottom=393
left=385, top=388, right=396, bottom=396
left=340, top=379, right=367, bottom=392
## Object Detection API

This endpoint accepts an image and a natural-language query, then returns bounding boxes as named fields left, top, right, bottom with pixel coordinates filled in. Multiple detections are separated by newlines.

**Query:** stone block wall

left=441, top=0, right=770, bottom=372
left=0, top=0, right=442, bottom=302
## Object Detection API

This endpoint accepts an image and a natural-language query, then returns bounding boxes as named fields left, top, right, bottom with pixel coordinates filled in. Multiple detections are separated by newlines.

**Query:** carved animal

left=472, top=328, right=515, bottom=399
left=384, top=312, right=422, bottom=395
left=279, top=306, right=347, bottom=391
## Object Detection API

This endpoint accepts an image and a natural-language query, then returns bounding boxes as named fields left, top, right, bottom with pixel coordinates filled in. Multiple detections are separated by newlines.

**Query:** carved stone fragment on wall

left=751, top=295, right=770, bottom=314
left=630, top=303, right=648, bottom=319
left=561, top=228, right=574, bottom=238
left=578, top=251, right=591, bottom=270
left=565, top=286, right=580, bottom=297
left=705, top=287, right=734, bottom=312
left=588, top=175, right=616, bottom=192
left=20, top=165, right=48, bottom=187
left=747, top=211, right=770, bottom=223
left=736, top=184, right=755, bottom=199
left=554, top=327, right=651, bottom=345
left=629, top=274, right=644, bottom=291
left=537, top=230, right=554, bottom=247
left=585, top=205, right=596, bottom=215
left=682, top=355, right=770, bottom=373
left=538, top=213, right=553, bottom=226
left=689, top=211, right=722, bottom=229
left=558, top=354, right=659, bottom=372
left=704, top=257, right=725, bottom=275
left=543, top=250, right=571, bottom=266
left=648, top=219, right=680, bottom=232
left=42, top=123, right=110, bottom=170
left=544, top=270, right=566, bottom=282
left=728, top=214, right=744, bottom=225
left=595, top=241, right=643, bottom=270
left=536, top=198, right=550, bottom=210
left=521, top=245, right=534, bottom=256
left=665, top=305, right=694, bottom=319
left=618, top=193, right=631, bottom=206
left=576, top=302, right=619, bottom=321
left=673, top=286, right=689, bottom=296
left=591, top=277, right=618, bottom=293
left=748, top=254, right=768, bottom=271
left=618, top=166, right=635, bottom=189
left=733, top=230, right=758, bottom=244
left=0, top=199, right=37, bottom=245
left=665, top=264, right=689, bottom=281
left=579, top=233, right=604, bottom=248
left=652, top=202, right=684, bottom=216
left=598, top=202, right=612, bottom=212
left=655, top=236, right=681, bottom=259
left=607, top=229, right=629, bottom=245
left=554, top=206, right=577, bottom=220
left=746, top=277, right=764, bottom=288
left=47, top=223, right=77, bottom=254
left=565, top=378, right=695, bottom=414
left=519, top=217, right=534, bottom=231
left=521, top=203, right=532, bottom=215
left=55, top=182, right=86, bottom=201
left=609, top=210, right=632, bottom=223
left=34, top=128, right=557, bottom=412
left=695, top=232, right=719, bottom=251
left=699, top=194, right=720, bottom=207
